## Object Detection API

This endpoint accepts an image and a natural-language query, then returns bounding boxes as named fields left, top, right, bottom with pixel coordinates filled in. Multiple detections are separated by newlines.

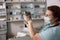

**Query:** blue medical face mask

left=44, top=17, right=51, bottom=25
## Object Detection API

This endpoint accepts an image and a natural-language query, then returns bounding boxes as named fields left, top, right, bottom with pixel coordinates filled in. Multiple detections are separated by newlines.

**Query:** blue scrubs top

left=39, top=24, right=60, bottom=40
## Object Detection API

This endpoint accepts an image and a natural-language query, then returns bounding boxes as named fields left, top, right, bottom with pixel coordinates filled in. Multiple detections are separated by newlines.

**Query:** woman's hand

left=23, top=11, right=41, bottom=40
left=24, top=14, right=32, bottom=24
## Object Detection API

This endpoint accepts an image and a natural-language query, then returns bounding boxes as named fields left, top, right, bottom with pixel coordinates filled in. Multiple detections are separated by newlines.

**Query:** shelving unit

left=0, top=0, right=46, bottom=39
left=5, top=0, right=46, bottom=37
left=0, top=0, right=7, bottom=40
left=5, top=0, right=46, bottom=22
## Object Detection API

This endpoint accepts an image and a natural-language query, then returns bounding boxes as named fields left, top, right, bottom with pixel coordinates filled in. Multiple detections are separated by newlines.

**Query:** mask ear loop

left=49, top=23, right=60, bottom=27
left=49, top=18, right=60, bottom=27
left=50, top=17, right=58, bottom=24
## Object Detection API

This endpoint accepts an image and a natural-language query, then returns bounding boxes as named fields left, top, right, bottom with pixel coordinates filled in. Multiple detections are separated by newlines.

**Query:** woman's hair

left=24, top=11, right=31, bottom=19
left=47, top=5, right=60, bottom=21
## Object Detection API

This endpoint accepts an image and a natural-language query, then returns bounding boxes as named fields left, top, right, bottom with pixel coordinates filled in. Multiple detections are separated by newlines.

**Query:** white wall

left=47, top=0, right=60, bottom=7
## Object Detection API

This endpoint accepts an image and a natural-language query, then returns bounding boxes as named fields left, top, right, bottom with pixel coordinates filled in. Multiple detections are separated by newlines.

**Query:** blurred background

left=0, top=0, right=60, bottom=40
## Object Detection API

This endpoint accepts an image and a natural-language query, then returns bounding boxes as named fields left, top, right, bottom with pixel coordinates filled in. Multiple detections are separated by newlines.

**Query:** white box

left=13, top=0, right=20, bottom=2
left=12, top=4, right=20, bottom=9
left=20, top=0, right=34, bottom=2
left=0, top=6, right=3, bottom=9
left=25, top=0, right=34, bottom=2
left=27, top=4, right=34, bottom=8
left=40, top=4, right=45, bottom=8
left=0, top=3, right=5, bottom=9
left=0, top=0, right=4, bottom=2
left=13, top=15, right=22, bottom=21
left=3, top=3, right=5, bottom=8
left=20, top=0, right=25, bottom=2
left=34, top=0, right=42, bottom=2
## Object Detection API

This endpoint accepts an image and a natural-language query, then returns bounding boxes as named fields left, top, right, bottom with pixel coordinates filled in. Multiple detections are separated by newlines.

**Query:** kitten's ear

left=23, top=11, right=32, bottom=22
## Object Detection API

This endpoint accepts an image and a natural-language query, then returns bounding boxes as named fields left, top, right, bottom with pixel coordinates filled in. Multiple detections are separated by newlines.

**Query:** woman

left=24, top=5, right=60, bottom=40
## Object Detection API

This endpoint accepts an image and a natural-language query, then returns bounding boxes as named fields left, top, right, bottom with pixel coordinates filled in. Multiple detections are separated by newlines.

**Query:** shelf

left=0, top=28, right=7, bottom=31
left=7, top=20, right=24, bottom=22
left=7, top=14, right=21, bottom=17
left=0, top=30, right=7, bottom=34
left=0, top=14, right=6, bottom=16
left=6, top=1, right=45, bottom=4
left=5, top=0, right=46, bottom=3
left=0, top=0, right=5, bottom=3
left=6, top=8, right=34, bottom=11
left=7, top=18, right=43, bottom=23
left=0, top=8, right=6, bottom=10
left=32, top=18, right=43, bottom=20
left=6, top=8, right=21, bottom=10
left=6, top=1, right=20, bottom=4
